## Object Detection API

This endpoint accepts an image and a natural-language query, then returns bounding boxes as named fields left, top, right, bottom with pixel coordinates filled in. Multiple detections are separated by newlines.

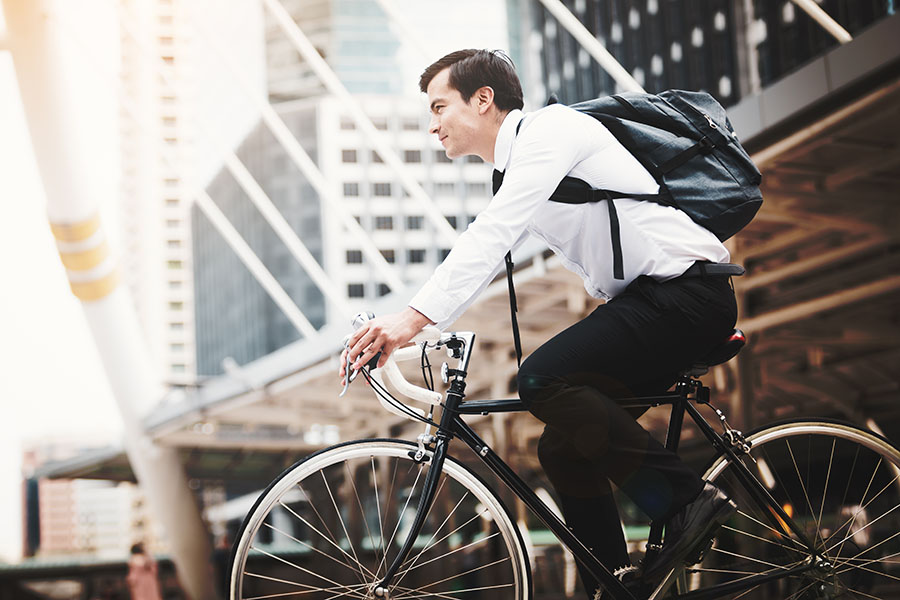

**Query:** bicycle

left=230, top=320, right=900, bottom=600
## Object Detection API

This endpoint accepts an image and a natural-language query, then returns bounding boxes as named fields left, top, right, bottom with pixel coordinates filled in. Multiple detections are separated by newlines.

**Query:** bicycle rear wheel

left=230, top=439, right=531, bottom=600
left=683, top=420, right=900, bottom=599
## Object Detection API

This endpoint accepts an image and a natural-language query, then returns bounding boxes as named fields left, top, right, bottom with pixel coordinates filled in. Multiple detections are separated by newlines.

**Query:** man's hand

left=339, top=307, right=435, bottom=378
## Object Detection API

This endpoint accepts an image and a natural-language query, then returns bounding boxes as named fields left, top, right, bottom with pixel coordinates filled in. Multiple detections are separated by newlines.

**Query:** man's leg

left=517, top=274, right=737, bottom=595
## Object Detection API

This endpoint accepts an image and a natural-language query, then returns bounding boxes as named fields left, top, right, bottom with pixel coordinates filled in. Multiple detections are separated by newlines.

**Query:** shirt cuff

left=408, top=278, right=457, bottom=328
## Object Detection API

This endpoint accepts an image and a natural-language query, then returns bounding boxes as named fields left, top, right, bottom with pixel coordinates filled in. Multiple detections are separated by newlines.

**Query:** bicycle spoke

left=381, top=461, right=425, bottom=565
left=839, top=585, right=883, bottom=600
left=721, top=522, right=809, bottom=555
left=263, top=521, right=373, bottom=579
left=733, top=509, right=808, bottom=553
left=277, top=501, right=376, bottom=579
left=344, top=461, right=382, bottom=569
left=816, top=438, right=836, bottom=537
left=786, top=438, right=825, bottom=548
left=251, top=545, right=368, bottom=597
left=394, top=531, right=501, bottom=577
left=829, top=463, right=898, bottom=556
left=829, top=456, right=885, bottom=552
left=389, top=582, right=515, bottom=600
left=319, top=469, right=367, bottom=585
left=390, top=479, right=455, bottom=589
left=835, top=546, right=900, bottom=575
left=394, top=506, right=491, bottom=581
left=782, top=579, right=819, bottom=600
left=371, top=456, right=386, bottom=579
left=297, top=482, right=343, bottom=555
left=825, top=501, right=900, bottom=556
left=709, top=545, right=800, bottom=571
left=243, top=573, right=369, bottom=599
left=390, top=557, right=512, bottom=599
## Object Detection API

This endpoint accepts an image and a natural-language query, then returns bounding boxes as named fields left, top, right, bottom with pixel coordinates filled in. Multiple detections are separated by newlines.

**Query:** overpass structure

left=9, top=1, right=900, bottom=597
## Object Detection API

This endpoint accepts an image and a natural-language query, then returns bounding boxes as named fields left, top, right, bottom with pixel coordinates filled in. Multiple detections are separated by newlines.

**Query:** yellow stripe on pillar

left=69, top=269, right=120, bottom=302
left=59, top=241, right=110, bottom=271
left=49, top=214, right=102, bottom=242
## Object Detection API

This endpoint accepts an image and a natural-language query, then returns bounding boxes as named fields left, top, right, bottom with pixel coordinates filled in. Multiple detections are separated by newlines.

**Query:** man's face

left=426, top=68, right=483, bottom=160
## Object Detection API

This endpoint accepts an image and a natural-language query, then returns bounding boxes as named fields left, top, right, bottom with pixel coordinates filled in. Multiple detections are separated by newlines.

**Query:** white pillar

left=3, top=2, right=215, bottom=598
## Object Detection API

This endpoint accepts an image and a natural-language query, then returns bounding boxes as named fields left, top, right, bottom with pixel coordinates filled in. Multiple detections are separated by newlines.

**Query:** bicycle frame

left=374, top=339, right=824, bottom=600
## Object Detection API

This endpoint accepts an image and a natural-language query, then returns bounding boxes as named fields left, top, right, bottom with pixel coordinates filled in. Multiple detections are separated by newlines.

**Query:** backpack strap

left=492, top=168, right=524, bottom=366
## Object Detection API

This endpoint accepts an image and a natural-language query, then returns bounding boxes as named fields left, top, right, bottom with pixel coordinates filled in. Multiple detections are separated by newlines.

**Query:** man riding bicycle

left=342, top=49, right=739, bottom=599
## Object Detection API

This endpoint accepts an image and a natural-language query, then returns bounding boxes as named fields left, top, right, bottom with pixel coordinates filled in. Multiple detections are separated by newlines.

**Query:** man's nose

left=428, top=115, right=439, bottom=135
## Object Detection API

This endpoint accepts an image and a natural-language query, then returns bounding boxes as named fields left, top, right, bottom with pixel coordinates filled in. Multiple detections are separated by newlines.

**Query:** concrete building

left=192, top=93, right=494, bottom=375
left=116, top=0, right=265, bottom=387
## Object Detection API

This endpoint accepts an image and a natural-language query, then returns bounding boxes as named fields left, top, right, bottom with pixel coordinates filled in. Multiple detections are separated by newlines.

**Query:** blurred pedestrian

left=126, top=542, right=162, bottom=600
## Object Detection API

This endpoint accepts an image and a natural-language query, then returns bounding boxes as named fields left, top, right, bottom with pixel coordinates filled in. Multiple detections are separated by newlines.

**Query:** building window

left=444, top=215, right=458, bottom=229
left=343, top=182, right=359, bottom=197
left=371, top=151, right=384, bottom=164
left=406, top=215, right=424, bottom=230
left=346, top=250, right=363, bottom=264
left=168, top=280, right=182, bottom=290
left=465, top=182, right=487, bottom=196
left=348, top=283, right=365, bottom=298
left=407, top=249, right=426, bottom=263
left=404, top=150, right=421, bottom=163
left=435, top=182, right=455, bottom=196
left=169, top=301, right=183, bottom=310
left=164, top=178, right=179, bottom=187
left=171, top=364, right=186, bottom=373
left=434, top=150, right=452, bottom=163
left=466, top=155, right=484, bottom=164
left=353, top=215, right=362, bottom=225
left=402, top=118, right=420, bottom=131
left=167, top=260, right=182, bottom=269
left=166, top=220, right=180, bottom=228
left=374, top=216, right=393, bottom=230
left=440, top=248, right=452, bottom=260
left=170, top=343, right=184, bottom=352
left=342, top=149, right=357, bottom=163
left=162, top=116, right=177, bottom=127
left=467, top=214, right=478, bottom=225
left=340, top=117, right=355, bottom=130
left=380, top=249, right=395, bottom=263
left=170, top=322, right=184, bottom=331
left=378, top=284, right=391, bottom=296
left=162, top=56, right=175, bottom=66
left=372, top=117, right=388, bottom=130
left=167, top=240, right=181, bottom=249
left=372, top=183, right=392, bottom=197
left=165, top=198, right=179, bottom=207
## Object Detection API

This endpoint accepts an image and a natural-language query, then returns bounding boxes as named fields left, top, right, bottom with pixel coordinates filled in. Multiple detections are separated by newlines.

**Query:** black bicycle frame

left=377, top=371, right=822, bottom=599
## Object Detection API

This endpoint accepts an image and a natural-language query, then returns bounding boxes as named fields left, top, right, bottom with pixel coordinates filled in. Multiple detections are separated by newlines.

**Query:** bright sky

left=0, top=47, right=123, bottom=563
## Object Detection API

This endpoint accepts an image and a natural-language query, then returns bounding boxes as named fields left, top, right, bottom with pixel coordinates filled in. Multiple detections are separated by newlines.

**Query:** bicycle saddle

left=690, top=329, right=746, bottom=375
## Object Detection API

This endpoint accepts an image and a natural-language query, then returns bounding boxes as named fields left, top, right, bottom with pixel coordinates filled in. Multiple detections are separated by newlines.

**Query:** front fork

left=373, top=368, right=469, bottom=597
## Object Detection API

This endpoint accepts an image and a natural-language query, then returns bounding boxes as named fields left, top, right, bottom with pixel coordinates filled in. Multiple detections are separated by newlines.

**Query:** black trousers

left=517, top=272, right=737, bottom=595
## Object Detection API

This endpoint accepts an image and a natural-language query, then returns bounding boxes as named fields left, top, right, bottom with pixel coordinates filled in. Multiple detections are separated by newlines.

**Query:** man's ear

left=475, top=86, right=495, bottom=114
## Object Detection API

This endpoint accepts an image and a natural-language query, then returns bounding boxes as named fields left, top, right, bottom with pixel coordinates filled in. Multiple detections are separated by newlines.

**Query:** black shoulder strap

left=493, top=168, right=523, bottom=367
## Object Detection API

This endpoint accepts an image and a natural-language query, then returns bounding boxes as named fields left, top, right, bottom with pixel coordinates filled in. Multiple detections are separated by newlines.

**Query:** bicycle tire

left=230, top=438, right=532, bottom=600
left=676, top=420, right=900, bottom=599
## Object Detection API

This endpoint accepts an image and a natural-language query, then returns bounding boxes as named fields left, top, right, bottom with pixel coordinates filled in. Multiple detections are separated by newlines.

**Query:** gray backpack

left=492, top=90, right=762, bottom=364
left=493, top=90, right=763, bottom=280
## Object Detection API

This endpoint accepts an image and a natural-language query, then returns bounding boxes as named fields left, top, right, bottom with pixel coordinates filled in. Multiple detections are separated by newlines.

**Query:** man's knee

left=516, top=364, right=557, bottom=410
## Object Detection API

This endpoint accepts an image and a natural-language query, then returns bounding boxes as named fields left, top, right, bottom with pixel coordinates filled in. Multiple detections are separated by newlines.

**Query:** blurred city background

left=1, top=0, right=898, bottom=598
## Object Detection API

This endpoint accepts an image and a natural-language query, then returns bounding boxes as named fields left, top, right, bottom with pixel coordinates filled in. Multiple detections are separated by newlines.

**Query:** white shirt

left=410, top=104, right=730, bottom=329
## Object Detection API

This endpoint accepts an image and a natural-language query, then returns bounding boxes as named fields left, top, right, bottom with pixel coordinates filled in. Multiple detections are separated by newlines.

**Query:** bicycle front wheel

left=685, top=420, right=900, bottom=599
left=231, top=439, right=531, bottom=600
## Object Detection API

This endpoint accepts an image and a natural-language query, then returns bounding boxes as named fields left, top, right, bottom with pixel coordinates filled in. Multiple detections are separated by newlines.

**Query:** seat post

left=644, top=383, right=690, bottom=562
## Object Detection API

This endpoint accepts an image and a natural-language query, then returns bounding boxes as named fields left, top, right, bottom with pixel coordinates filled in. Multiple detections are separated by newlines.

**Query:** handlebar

left=341, top=313, right=472, bottom=423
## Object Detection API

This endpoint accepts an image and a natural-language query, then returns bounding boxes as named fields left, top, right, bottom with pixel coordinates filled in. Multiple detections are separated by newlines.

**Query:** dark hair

left=419, top=49, right=524, bottom=112
left=130, top=542, right=145, bottom=555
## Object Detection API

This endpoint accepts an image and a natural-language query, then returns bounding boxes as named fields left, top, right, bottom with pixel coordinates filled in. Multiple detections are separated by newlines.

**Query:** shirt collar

left=492, top=109, right=524, bottom=172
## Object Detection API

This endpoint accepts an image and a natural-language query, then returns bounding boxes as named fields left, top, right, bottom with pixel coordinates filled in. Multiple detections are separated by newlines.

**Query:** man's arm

left=340, top=307, right=435, bottom=376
